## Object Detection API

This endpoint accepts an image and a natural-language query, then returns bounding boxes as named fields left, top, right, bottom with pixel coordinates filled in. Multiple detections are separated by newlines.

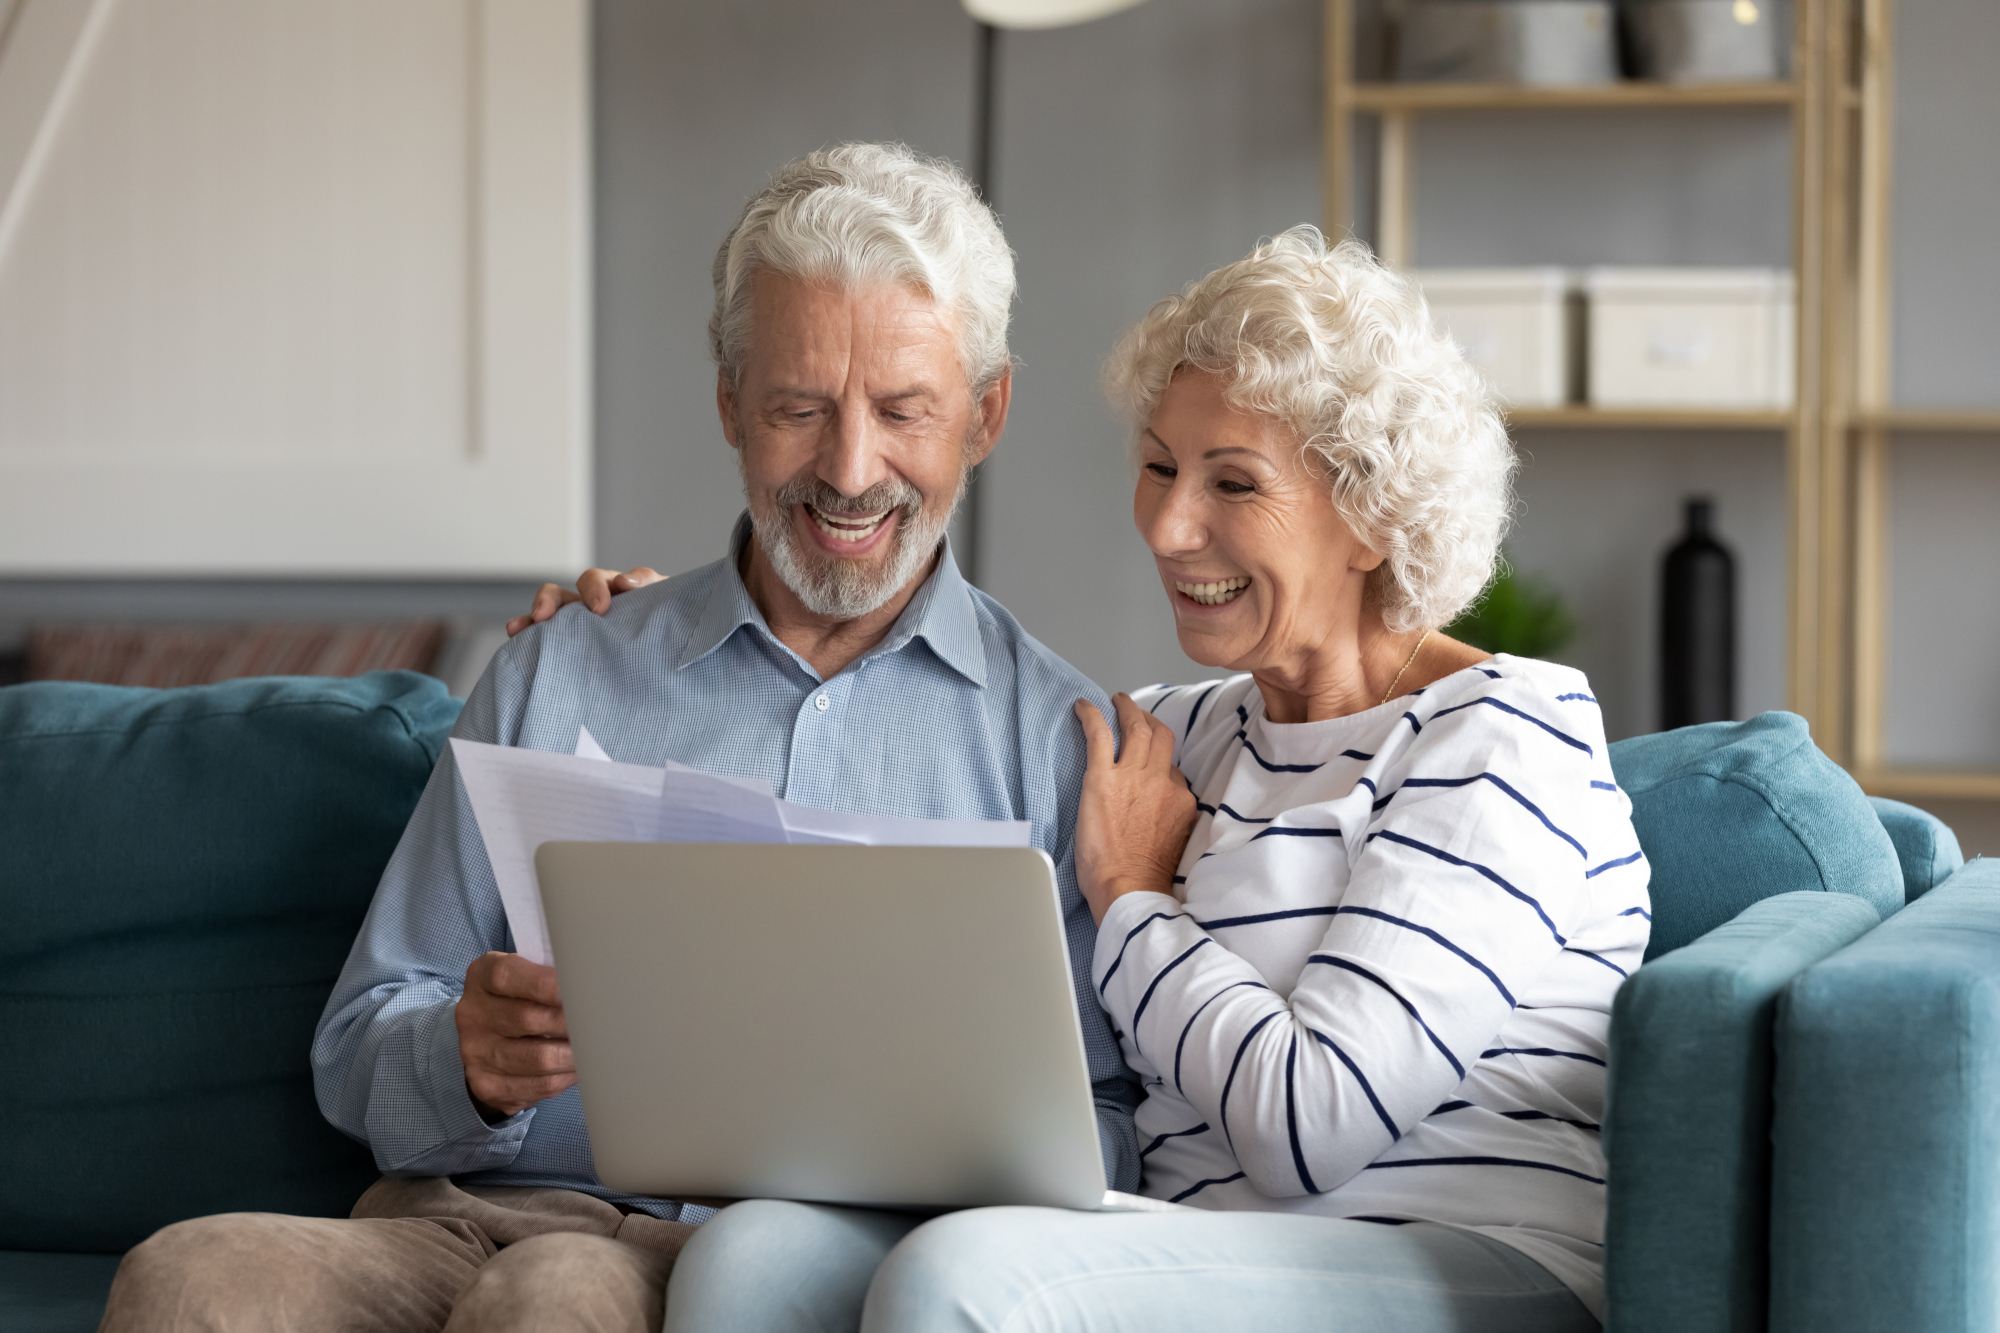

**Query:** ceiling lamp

left=961, top=0, right=1150, bottom=30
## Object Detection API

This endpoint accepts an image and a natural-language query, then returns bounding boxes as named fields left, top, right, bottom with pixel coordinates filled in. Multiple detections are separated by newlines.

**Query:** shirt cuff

left=424, top=997, right=534, bottom=1150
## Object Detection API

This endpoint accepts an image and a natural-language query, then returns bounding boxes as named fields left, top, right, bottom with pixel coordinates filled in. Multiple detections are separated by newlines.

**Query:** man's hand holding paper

left=456, top=951, right=575, bottom=1121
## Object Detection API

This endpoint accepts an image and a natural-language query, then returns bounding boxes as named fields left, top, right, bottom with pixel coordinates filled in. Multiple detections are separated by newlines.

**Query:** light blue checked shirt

left=313, top=519, right=1143, bottom=1220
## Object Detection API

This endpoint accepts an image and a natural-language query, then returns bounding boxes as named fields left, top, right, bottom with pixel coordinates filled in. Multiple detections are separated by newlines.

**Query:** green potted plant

left=1445, top=562, right=1577, bottom=660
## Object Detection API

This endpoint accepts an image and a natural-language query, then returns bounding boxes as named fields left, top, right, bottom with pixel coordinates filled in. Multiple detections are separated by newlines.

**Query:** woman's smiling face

left=1133, top=369, right=1385, bottom=677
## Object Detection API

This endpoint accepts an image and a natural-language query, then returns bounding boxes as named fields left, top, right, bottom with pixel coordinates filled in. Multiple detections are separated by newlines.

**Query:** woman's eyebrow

left=1143, top=428, right=1265, bottom=464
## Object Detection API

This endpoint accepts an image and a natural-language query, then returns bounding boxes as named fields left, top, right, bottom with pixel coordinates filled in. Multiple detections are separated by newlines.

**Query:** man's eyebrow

left=759, top=386, right=937, bottom=402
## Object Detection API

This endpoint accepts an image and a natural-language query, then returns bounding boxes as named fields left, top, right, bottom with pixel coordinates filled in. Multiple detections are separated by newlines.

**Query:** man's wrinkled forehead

left=739, top=270, right=964, bottom=391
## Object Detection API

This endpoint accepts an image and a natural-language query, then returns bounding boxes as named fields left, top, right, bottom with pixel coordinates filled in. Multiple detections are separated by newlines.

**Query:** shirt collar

left=677, top=512, right=987, bottom=688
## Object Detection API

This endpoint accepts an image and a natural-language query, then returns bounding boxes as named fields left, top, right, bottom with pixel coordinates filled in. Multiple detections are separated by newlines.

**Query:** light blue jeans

left=662, top=1200, right=1598, bottom=1333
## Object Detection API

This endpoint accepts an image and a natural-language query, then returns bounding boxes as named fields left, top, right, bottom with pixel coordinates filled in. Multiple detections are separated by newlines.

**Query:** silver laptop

left=535, top=841, right=1178, bottom=1213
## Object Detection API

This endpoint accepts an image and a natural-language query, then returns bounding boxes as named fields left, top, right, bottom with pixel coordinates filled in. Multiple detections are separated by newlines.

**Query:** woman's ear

left=1348, top=537, right=1387, bottom=574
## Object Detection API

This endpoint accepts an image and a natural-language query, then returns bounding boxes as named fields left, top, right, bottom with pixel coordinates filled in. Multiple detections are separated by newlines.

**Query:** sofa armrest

left=1604, top=890, right=1880, bottom=1333
left=1867, top=795, right=1964, bottom=903
left=1771, top=858, right=2000, bottom=1333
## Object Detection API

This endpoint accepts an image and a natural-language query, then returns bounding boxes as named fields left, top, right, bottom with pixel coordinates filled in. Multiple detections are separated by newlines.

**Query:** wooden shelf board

left=1855, top=768, right=2000, bottom=802
left=1341, top=81, right=1798, bottom=112
left=1853, top=410, right=2000, bottom=434
left=1505, top=406, right=1795, bottom=430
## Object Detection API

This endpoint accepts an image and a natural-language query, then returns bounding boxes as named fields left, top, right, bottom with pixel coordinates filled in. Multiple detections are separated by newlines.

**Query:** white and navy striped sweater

left=1098, top=656, right=1650, bottom=1319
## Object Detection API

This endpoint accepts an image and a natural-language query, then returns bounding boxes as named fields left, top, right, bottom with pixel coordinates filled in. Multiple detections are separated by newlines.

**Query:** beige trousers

left=97, top=1177, right=699, bottom=1333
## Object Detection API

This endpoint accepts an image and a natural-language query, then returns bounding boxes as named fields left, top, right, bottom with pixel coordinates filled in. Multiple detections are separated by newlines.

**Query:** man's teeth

left=808, top=506, right=891, bottom=543
left=1175, top=577, right=1251, bottom=606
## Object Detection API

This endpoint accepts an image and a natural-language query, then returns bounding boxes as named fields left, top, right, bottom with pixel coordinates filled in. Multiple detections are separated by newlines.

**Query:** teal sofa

left=0, top=677, right=1959, bottom=1331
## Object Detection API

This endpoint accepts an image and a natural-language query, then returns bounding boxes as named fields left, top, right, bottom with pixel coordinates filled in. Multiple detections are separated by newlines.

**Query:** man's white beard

left=749, top=468, right=966, bottom=620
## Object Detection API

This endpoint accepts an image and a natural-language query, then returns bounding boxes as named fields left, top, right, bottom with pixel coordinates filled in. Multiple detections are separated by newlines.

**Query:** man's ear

left=968, top=369, right=1012, bottom=468
left=716, top=370, right=741, bottom=450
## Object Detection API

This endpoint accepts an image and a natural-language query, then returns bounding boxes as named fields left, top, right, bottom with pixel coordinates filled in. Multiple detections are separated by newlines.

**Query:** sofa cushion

left=1609, top=712, right=1904, bottom=959
left=1866, top=796, right=1964, bottom=902
left=0, top=673, right=462, bottom=1253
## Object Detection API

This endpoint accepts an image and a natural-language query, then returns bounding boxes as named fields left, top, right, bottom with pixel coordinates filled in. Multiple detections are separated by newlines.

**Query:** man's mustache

left=773, top=474, right=925, bottom=520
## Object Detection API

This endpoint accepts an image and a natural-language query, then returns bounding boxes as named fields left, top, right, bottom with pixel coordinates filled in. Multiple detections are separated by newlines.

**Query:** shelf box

left=1585, top=267, right=1795, bottom=409
left=1412, top=267, right=1572, bottom=408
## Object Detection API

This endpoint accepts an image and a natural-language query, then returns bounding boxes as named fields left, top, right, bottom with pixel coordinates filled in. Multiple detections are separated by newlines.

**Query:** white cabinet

left=0, top=0, right=590, bottom=575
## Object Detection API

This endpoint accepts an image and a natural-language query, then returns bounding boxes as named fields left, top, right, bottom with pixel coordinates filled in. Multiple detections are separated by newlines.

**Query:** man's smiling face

left=720, top=270, right=996, bottom=620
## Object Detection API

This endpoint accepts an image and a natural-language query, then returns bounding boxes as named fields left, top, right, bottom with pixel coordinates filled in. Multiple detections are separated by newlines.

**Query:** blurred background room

left=0, top=0, right=1993, bottom=845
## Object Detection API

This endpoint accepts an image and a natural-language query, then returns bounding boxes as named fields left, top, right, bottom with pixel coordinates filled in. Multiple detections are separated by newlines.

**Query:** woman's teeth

left=808, top=505, right=891, bottom=543
left=1176, top=576, right=1250, bottom=606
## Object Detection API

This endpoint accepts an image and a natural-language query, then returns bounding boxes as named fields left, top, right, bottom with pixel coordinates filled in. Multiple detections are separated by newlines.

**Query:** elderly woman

left=528, top=228, right=1649, bottom=1332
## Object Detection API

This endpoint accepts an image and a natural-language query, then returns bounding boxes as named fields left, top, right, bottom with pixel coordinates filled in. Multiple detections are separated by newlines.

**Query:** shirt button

left=814, top=694, right=830, bottom=712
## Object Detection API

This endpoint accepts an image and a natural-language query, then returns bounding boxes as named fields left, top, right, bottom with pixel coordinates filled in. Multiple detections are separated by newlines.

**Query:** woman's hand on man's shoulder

left=1072, top=693, right=1199, bottom=927
left=505, top=566, right=667, bottom=637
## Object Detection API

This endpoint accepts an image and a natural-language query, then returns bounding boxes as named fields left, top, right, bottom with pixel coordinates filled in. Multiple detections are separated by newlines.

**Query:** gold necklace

left=1380, top=630, right=1431, bottom=706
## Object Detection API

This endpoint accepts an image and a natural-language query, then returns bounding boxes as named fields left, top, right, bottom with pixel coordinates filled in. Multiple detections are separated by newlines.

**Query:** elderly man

left=98, top=143, right=1139, bottom=1333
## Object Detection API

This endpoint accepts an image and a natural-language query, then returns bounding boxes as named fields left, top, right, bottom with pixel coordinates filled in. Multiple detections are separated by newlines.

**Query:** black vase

left=1660, top=497, right=1736, bottom=729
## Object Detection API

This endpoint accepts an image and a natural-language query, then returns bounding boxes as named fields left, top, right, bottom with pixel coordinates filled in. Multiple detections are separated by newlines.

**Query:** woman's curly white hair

left=1103, top=227, right=1515, bottom=633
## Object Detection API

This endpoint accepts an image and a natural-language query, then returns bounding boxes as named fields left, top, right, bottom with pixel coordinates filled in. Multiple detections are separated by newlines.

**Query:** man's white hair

left=1103, top=226, right=1516, bottom=633
left=710, top=143, right=1016, bottom=398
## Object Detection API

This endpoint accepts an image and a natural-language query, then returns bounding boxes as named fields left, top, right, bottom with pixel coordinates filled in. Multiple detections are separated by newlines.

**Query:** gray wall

left=1891, top=0, right=2000, bottom=409
left=1885, top=433, right=2000, bottom=768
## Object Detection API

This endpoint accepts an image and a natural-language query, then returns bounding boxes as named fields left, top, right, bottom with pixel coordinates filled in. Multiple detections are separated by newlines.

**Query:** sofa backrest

left=0, top=672, right=462, bottom=1254
left=1609, top=712, right=1905, bottom=959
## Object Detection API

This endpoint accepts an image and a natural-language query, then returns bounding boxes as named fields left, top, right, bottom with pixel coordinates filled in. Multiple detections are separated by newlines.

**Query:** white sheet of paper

left=579, top=725, right=777, bottom=802
left=452, top=735, right=1034, bottom=965
left=656, top=768, right=789, bottom=844
left=452, top=739, right=671, bottom=965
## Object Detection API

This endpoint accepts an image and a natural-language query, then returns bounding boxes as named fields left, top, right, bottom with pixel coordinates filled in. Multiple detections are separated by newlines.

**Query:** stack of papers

left=452, top=729, right=1032, bottom=965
